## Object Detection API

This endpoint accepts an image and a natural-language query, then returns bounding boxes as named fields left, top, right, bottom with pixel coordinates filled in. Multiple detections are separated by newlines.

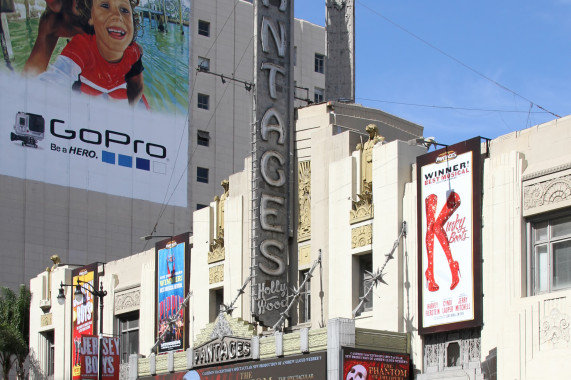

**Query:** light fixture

left=221, top=76, right=226, bottom=84
left=74, top=284, right=84, bottom=302
left=140, top=234, right=173, bottom=241
left=57, top=287, right=65, bottom=305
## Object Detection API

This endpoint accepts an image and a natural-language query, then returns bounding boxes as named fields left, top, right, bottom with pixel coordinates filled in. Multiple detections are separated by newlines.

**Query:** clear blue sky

left=295, top=0, right=571, bottom=145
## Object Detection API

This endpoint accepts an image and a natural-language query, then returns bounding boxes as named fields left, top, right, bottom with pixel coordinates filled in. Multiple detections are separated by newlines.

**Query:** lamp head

left=57, top=286, right=66, bottom=305
left=74, top=284, right=84, bottom=303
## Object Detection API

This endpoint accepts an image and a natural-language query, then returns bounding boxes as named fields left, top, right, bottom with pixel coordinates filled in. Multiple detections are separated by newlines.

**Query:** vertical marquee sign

left=71, top=263, right=99, bottom=379
left=155, top=233, right=190, bottom=353
left=417, top=137, right=483, bottom=334
left=251, top=0, right=294, bottom=327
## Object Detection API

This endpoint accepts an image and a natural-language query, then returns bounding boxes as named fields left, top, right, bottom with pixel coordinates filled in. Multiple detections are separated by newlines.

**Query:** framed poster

left=155, top=233, right=190, bottom=353
left=417, top=137, right=483, bottom=334
left=341, top=347, right=410, bottom=380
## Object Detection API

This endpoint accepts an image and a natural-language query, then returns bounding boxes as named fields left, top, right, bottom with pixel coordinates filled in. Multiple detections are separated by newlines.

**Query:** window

left=209, top=288, right=224, bottom=322
left=314, top=53, right=324, bottom=74
left=294, top=46, right=297, bottom=66
left=314, top=87, right=324, bottom=103
left=117, top=312, right=139, bottom=363
left=198, top=57, right=210, bottom=72
left=359, top=254, right=373, bottom=312
left=197, top=93, right=209, bottom=110
left=198, top=20, right=210, bottom=36
left=42, top=330, right=55, bottom=376
left=530, top=212, right=571, bottom=295
left=197, top=204, right=208, bottom=210
left=197, top=167, right=209, bottom=183
left=299, top=270, right=311, bottom=323
left=197, top=130, right=210, bottom=147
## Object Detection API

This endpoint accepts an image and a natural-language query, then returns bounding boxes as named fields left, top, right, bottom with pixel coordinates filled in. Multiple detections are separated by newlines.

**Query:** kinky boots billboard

left=251, top=0, right=295, bottom=327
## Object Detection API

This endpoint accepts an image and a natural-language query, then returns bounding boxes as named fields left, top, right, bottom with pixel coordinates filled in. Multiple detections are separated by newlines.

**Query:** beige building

left=29, top=103, right=571, bottom=379
left=0, top=0, right=326, bottom=291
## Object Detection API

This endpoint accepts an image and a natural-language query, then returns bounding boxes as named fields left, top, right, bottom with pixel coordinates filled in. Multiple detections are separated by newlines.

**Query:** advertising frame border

left=154, top=232, right=191, bottom=354
left=416, top=137, right=483, bottom=335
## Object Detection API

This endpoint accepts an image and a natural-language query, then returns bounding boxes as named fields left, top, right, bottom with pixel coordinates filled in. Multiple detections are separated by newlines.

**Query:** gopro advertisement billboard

left=417, top=137, right=483, bottom=334
left=155, top=233, right=190, bottom=353
left=0, top=0, right=189, bottom=207
left=341, top=347, right=411, bottom=380
left=71, top=263, right=98, bottom=379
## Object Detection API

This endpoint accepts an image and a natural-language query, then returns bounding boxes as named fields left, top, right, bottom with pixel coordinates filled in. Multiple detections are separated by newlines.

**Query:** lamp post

left=58, top=280, right=107, bottom=380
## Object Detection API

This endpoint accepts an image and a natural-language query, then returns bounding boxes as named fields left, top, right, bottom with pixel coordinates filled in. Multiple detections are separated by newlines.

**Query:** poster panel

left=71, top=263, right=98, bottom=379
left=155, top=233, right=190, bottom=353
left=341, top=347, right=410, bottom=380
left=0, top=0, right=189, bottom=206
left=140, top=352, right=327, bottom=380
left=417, top=137, right=483, bottom=334
left=79, top=335, right=121, bottom=380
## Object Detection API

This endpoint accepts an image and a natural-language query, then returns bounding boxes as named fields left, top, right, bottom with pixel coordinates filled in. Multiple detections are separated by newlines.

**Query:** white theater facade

left=29, top=103, right=571, bottom=380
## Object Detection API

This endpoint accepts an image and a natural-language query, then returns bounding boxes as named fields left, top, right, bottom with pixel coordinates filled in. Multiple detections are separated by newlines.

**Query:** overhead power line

left=356, top=1, right=561, bottom=119
left=356, top=97, right=548, bottom=114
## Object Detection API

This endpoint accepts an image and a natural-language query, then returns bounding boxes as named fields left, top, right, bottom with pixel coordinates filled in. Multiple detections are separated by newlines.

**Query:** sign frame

left=154, top=232, right=190, bottom=353
left=416, top=137, right=483, bottom=335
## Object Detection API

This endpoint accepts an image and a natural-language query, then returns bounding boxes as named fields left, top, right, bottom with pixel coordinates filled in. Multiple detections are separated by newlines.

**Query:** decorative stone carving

left=298, top=161, right=311, bottom=242
left=41, top=313, right=52, bottom=327
left=540, top=308, right=570, bottom=346
left=209, top=265, right=224, bottom=284
left=423, top=328, right=481, bottom=373
left=357, top=124, right=384, bottom=188
left=209, top=180, right=229, bottom=262
left=115, top=288, right=140, bottom=314
left=523, top=174, right=571, bottom=211
left=194, top=313, right=255, bottom=347
left=298, top=245, right=311, bottom=268
left=350, top=190, right=373, bottom=224
left=351, top=224, right=372, bottom=248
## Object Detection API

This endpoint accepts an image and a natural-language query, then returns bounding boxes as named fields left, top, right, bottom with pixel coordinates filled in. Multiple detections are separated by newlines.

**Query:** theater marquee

left=417, top=137, right=483, bottom=334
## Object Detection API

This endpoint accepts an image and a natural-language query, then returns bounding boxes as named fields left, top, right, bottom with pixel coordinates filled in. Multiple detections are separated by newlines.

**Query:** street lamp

left=58, top=280, right=107, bottom=380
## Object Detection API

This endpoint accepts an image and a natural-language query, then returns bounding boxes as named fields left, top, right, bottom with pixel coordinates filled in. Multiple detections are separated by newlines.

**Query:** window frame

left=198, top=56, right=210, bottom=72
left=528, top=209, right=571, bottom=296
left=197, top=93, right=210, bottom=110
left=197, top=167, right=209, bottom=183
left=299, top=269, right=311, bottom=323
left=116, top=311, right=139, bottom=364
left=358, top=253, right=373, bottom=312
left=197, top=130, right=210, bottom=147
left=314, top=53, right=324, bottom=74
left=198, top=20, right=210, bottom=37
left=314, top=87, right=324, bottom=104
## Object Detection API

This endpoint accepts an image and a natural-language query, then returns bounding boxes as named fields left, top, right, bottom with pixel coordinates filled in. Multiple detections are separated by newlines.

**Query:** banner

left=0, top=0, right=189, bottom=206
left=71, top=263, right=98, bottom=379
left=155, top=233, right=190, bottom=353
left=79, top=335, right=121, bottom=380
left=417, top=137, right=483, bottom=334
left=140, top=352, right=327, bottom=380
left=341, top=348, right=410, bottom=380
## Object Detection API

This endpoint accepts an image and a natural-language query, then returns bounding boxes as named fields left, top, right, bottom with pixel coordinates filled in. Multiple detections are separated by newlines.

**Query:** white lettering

left=262, top=17, right=286, bottom=57
left=260, top=150, right=286, bottom=187
left=259, top=239, right=285, bottom=276
left=261, top=108, right=285, bottom=144
left=260, top=62, right=286, bottom=99
left=260, top=194, right=285, bottom=232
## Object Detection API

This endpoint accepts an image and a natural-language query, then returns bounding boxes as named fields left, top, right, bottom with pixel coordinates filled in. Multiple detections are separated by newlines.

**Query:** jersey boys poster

left=417, top=137, right=483, bottom=334
left=155, top=233, right=190, bottom=353
left=71, top=263, right=98, bottom=379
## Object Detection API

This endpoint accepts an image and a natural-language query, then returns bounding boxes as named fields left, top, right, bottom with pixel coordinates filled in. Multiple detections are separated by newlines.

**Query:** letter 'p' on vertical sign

left=252, top=0, right=293, bottom=327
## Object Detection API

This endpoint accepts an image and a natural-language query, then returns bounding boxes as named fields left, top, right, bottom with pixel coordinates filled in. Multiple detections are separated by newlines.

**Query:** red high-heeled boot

left=433, top=191, right=461, bottom=290
left=425, top=194, right=439, bottom=292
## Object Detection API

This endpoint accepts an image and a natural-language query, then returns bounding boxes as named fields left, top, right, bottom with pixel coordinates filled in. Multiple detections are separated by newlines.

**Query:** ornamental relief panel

left=209, top=265, right=224, bottom=284
left=351, top=224, right=372, bottom=248
left=298, top=161, right=311, bottom=242
left=115, top=288, right=140, bottom=314
left=523, top=173, right=571, bottom=215
left=540, top=308, right=570, bottom=348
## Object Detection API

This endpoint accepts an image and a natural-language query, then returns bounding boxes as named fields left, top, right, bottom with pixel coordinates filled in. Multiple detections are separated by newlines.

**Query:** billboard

left=155, top=233, right=190, bottom=353
left=140, top=352, right=327, bottom=380
left=341, top=347, right=410, bottom=380
left=71, top=263, right=98, bottom=379
left=0, top=0, right=189, bottom=207
left=417, top=137, right=483, bottom=334
left=251, top=0, right=294, bottom=328
left=78, top=335, right=121, bottom=380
